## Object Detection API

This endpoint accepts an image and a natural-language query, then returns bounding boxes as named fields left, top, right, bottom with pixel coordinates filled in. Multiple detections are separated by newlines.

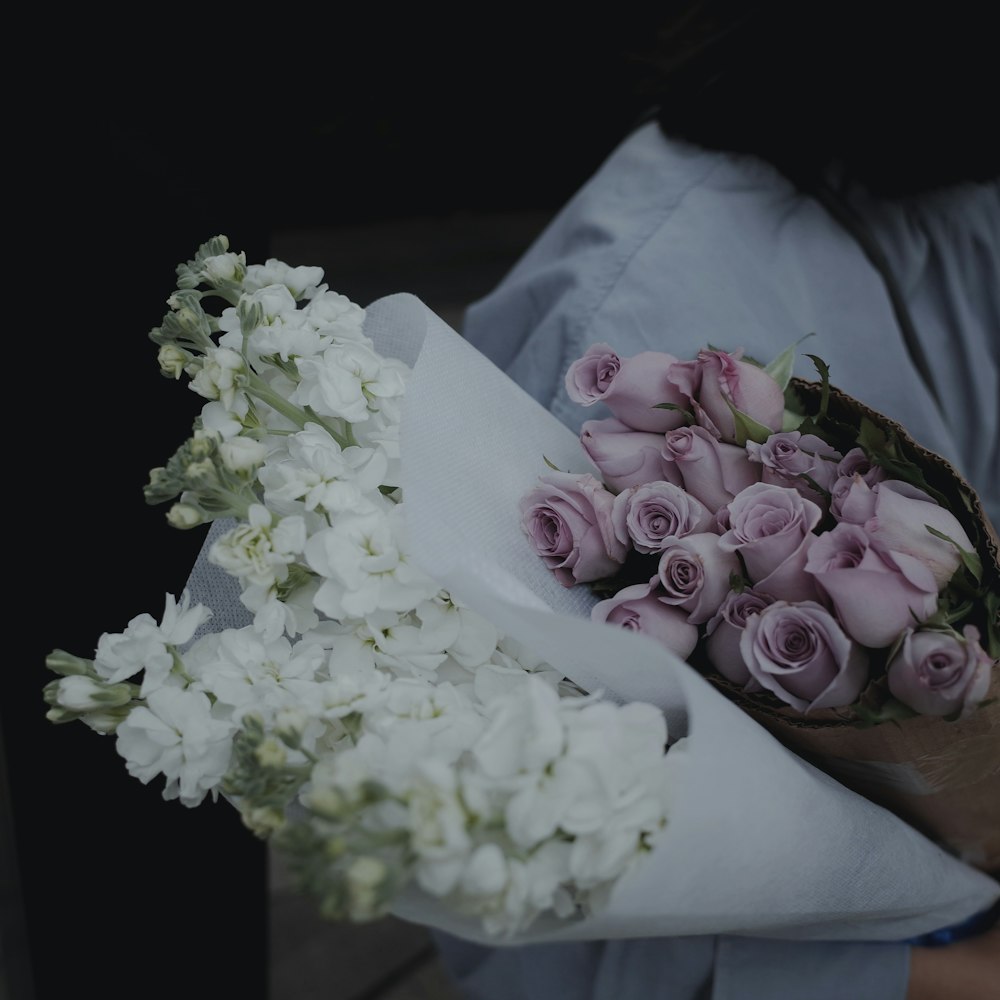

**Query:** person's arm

left=907, top=924, right=1000, bottom=1000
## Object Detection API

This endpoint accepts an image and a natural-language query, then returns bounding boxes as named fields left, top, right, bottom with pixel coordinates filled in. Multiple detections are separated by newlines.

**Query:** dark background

left=8, top=16, right=659, bottom=1000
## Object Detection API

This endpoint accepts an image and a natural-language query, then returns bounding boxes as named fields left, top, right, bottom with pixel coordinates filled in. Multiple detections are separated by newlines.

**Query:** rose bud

left=565, top=343, right=690, bottom=433
left=887, top=625, right=994, bottom=718
left=662, top=425, right=760, bottom=513
left=804, top=522, right=939, bottom=647
left=592, top=579, right=698, bottom=660
left=828, top=448, right=888, bottom=521
left=615, top=480, right=716, bottom=554
left=656, top=532, right=741, bottom=625
left=704, top=587, right=775, bottom=687
left=667, top=348, right=785, bottom=443
left=581, top=417, right=683, bottom=493
left=861, top=480, right=975, bottom=588
left=740, top=600, right=869, bottom=713
left=746, top=431, right=842, bottom=506
left=717, top=483, right=824, bottom=602
left=836, top=447, right=888, bottom=486
left=520, top=472, right=628, bottom=587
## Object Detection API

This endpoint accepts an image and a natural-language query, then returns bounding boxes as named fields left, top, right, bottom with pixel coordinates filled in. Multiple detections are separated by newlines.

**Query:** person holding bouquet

left=434, top=2, right=999, bottom=998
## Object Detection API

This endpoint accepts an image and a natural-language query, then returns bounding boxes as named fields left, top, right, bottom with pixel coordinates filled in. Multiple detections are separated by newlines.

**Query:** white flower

left=53, top=675, right=132, bottom=712
left=303, top=291, right=368, bottom=345
left=408, top=759, right=473, bottom=897
left=218, top=436, right=270, bottom=473
left=209, top=504, right=306, bottom=589
left=199, top=250, right=246, bottom=283
left=115, top=687, right=237, bottom=807
left=243, top=261, right=325, bottom=299
left=305, top=505, right=438, bottom=619
left=258, top=423, right=389, bottom=517
left=291, top=343, right=407, bottom=423
left=189, top=629, right=326, bottom=723
left=240, top=577, right=322, bottom=642
left=188, top=345, right=248, bottom=411
left=92, top=592, right=212, bottom=695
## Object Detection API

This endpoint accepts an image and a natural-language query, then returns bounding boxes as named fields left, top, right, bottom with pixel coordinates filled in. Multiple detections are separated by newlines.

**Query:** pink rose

left=580, top=417, right=683, bottom=493
left=565, top=344, right=690, bottom=433
left=740, top=600, right=870, bottom=712
left=615, top=480, right=716, bottom=554
left=861, top=481, right=975, bottom=588
left=662, top=425, right=760, bottom=513
left=655, top=532, right=742, bottom=625
left=804, top=522, right=939, bottom=647
left=746, top=431, right=842, bottom=506
left=667, top=348, right=785, bottom=442
left=592, top=579, right=699, bottom=660
left=520, top=472, right=628, bottom=587
left=704, top=587, right=775, bottom=687
left=887, top=625, right=994, bottom=718
left=717, top=483, right=824, bottom=602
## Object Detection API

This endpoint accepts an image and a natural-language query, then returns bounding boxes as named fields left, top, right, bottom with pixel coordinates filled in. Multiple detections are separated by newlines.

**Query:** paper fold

left=367, top=291, right=999, bottom=944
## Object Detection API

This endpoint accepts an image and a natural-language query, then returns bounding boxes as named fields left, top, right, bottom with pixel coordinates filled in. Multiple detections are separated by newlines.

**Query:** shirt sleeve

left=711, top=937, right=911, bottom=1000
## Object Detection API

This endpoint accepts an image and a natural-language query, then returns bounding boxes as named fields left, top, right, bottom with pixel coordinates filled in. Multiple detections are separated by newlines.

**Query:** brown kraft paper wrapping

left=706, top=380, right=1000, bottom=874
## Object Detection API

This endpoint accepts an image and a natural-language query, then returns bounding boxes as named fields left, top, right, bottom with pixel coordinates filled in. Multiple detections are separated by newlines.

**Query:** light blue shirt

left=443, top=120, right=1000, bottom=1000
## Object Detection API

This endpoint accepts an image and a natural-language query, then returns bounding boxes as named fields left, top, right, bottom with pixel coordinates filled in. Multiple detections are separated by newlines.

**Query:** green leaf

left=764, top=334, right=814, bottom=391
left=542, top=455, right=562, bottom=472
left=727, top=401, right=775, bottom=446
left=804, top=353, right=832, bottom=420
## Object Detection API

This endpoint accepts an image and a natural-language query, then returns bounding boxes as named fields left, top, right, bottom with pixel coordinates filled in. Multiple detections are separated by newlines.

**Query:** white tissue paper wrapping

left=364, top=293, right=999, bottom=944
left=184, top=292, right=999, bottom=946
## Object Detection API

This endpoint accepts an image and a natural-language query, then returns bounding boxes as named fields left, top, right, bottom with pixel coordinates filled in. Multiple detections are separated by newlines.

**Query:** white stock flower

left=409, top=758, right=473, bottom=897
left=258, top=423, right=389, bottom=516
left=116, top=687, right=237, bottom=807
left=305, top=505, right=438, bottom=619
left=209, top=504, right=306, bottom=589
left=218, top=435, right=270, bottom=473
left=189, top=628, right=326, bottom=723
left=197, top=401, right=245, bottom=440
left=188, top=346, right=248, bottom=411
left=242, top=261, right=325, bottom=299
left=199, top=251, right=246, bottom=283
left=53, top=675, right=132, bottom=712
left=92, top=593, right=212, bottom=695
left=303, top=291, right=368, bottom=345
left=291, top=343, right=407, bottom=423
left=240, top=577, right=322, bottom=642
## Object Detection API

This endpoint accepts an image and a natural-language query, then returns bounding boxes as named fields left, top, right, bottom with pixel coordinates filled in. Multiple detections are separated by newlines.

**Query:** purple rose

left=580, top=417, right=683, bottom=493
left=717, top=483, right=824, bottom=602
left=861, top=480, right=975, bottom=588
left=739, top=600, right=870, bottom=712
left=887, top=625, right=994, bottom=718
left=837, top=447, right=888, bottom=485
left=746, top=431, right=842, bottom=506
left=804, top=522, right=939, bottom=647
left=662, top=425, right=760, bottom=513
left=704, top=587, right=776, bottom=687
left=667, top=348, right=785, bottom=442
left=829, top=450, right=889, bottom=522
left=615, top=480, right=716, bottom=554
left=565, top=344, right=690, bottom=433
left=520, top=471, right=628, bottom=587
left=592, top=579, right=699, bottom=659
left=655, top=532, right=741, bottom=625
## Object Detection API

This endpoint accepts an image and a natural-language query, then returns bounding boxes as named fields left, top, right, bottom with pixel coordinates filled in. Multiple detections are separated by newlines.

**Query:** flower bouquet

left=522, top=340, right=1000, bottom=872
left=43, top=237, right=999, bottom=947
